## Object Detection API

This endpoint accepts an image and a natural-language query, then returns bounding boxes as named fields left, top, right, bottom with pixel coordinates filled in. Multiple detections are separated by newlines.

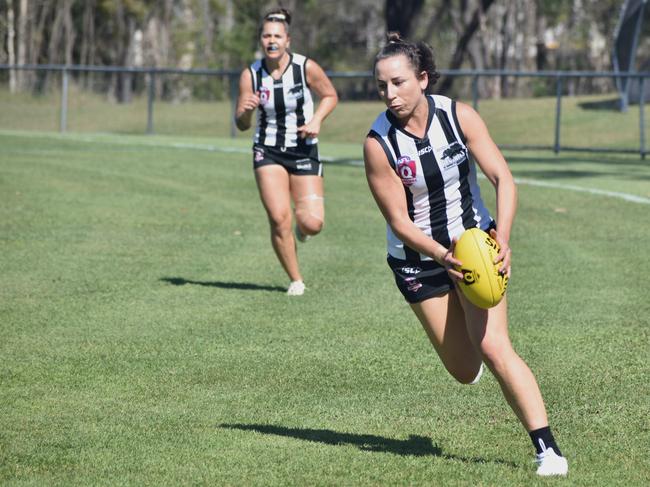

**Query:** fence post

left=60, top=68, right=69, bottom=133
left=640, top=75, right=646, bottom=160
left=147, top=70, right=155, bottom=135
left=554, top=75, right=562, bottom=154
left=229, top=73, right=238, bottom=138
left=472, top=75, right=479, bottom=111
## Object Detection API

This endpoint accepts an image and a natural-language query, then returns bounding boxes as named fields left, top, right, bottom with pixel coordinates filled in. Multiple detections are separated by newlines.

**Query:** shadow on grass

left=219, top=423, right=517, bottom=467
left=160, top=277, right=285, bottom=293
left=577, top=97, right=620, bottom=111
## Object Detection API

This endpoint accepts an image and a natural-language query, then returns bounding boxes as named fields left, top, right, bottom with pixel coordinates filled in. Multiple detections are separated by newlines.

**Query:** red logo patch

left=396, top=156, right=417, bottom=186
left=258, top=87, right=270, bottom=106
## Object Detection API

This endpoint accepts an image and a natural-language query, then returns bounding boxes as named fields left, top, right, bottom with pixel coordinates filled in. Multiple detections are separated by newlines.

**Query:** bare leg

left=290, top=174, right=324, bottom=237
left=456, top=290, right=548, bottom=431
left=255, top=165, right=301, bottom=282
left=410, top=292, right=483, bottom=384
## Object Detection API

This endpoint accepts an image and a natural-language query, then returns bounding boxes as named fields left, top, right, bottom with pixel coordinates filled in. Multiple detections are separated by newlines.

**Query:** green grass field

left=1, top=107, right=650, bottom=485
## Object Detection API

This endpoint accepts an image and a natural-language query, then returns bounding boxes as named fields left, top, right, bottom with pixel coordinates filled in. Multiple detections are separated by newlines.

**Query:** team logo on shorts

left=254, top=147, right=265, bottom=162
left=405, top=277, right=422, bottom=292
left=258, top=87, right=270, bottom=106
left=396, top=156, right=417, bottom=186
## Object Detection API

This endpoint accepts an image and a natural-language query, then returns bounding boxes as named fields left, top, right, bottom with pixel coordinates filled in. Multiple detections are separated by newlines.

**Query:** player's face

left=375, top=55, right=428, bottom=119
left=260, top=22, right=290, bottom=61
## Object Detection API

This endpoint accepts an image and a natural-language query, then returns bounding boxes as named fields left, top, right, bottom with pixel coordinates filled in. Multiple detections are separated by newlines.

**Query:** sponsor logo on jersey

left=396, top=156, right=417, bottom=186
left=438, top=142, right=468, bottom=170
left=258, top=86, right=271, bottom=106
left=417, top=145, right=433, bottom=156
left=288, top=84, right=304, bottom=99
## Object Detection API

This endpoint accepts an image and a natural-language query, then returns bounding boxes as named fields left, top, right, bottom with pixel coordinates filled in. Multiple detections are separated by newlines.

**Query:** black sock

left=529, top=426, right=562, bottom=456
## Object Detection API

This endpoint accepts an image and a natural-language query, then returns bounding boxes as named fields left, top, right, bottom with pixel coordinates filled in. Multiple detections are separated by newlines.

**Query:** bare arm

left=456, top=101, right=516, bottom=275
left=298, top=59, right=338, bottom=139
left=234, top=68, right=260, bottom=131
left=363, top=137, right=462, bottom=277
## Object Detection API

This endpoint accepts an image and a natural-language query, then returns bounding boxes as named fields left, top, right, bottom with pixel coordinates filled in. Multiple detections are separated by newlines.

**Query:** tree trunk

left=7, top=0, right=16, bottom=92
left=63, top=0, right=74, bottom=65
left=16, top=0, right=28, bottom=90
left=385, top=0, right=425, bottom=38
left=80, top=0, right=96, bottom=89
left=201, top=0, right=214, bottom=66
left=438, top=0, right=495, bottom=95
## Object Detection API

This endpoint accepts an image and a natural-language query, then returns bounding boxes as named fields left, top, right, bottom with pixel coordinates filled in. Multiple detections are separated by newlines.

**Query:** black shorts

left=387, top=255, right=454, bottom=304
left=253, top=143, right=322, bottom=176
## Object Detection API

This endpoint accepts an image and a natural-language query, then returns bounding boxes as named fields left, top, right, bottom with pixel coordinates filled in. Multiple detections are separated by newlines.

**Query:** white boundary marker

left=4, top=130, right=650, bottom=205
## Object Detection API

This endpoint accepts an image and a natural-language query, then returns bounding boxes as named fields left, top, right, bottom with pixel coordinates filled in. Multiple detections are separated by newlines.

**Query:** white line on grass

left=4, top=130, right=650, bottom=205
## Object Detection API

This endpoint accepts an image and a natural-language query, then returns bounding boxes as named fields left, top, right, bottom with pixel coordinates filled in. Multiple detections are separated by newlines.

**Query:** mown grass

left=1, top=128, right=649, bottom=486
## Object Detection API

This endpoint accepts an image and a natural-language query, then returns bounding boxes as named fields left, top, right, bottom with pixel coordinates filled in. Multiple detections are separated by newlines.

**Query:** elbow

left=387, top=217, right=412, bottom=242
left=235, top=118, right=250, bottom=132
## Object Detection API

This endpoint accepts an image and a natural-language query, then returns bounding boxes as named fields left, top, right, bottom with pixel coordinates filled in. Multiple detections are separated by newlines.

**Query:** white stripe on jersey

left=250, top=53, right=316, bottom=148
left=368, top=94, right=493, bottom=262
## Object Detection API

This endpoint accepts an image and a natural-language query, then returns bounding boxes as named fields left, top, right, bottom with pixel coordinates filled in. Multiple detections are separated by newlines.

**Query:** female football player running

left=363, top=33, right=568, bottom=476
left=235, top=6, right=338, bottom=296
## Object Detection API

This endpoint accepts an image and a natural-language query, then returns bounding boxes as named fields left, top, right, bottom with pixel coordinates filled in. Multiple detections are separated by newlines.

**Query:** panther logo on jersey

left=439, top=142, right=468, bottom=170
left=258, top=87, right=271, bottom=106
left=288, top=84, right=304, bottom=100
left=396, top=156, right=417, bottom=186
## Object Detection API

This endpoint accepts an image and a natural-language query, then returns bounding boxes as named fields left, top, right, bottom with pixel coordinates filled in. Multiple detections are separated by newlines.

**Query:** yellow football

left=453, top=228, right=508, bottom=309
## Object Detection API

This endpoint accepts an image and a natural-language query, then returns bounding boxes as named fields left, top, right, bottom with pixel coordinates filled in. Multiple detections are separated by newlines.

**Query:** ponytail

left=374, top=32, right=440, bottom=93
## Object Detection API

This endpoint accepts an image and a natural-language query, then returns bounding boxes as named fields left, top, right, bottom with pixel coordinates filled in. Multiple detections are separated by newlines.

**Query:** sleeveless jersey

left=368, top=94, right=493, bottom=262
left=249, top=53, right=316, bottom=148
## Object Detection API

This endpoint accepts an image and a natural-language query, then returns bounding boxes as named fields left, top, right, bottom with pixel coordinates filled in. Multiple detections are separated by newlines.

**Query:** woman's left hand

left=490, top=228, right=512, bottom=278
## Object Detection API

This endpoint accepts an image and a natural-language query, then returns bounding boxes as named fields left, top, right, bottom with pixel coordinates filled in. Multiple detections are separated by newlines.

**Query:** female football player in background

left=235, top=6, right=338, bottom=296
left=363, top=33, right=568, bottom=476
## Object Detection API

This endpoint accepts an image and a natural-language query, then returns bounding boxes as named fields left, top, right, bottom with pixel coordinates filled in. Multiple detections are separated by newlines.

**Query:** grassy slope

left=1, top=87, right=648, bottom=151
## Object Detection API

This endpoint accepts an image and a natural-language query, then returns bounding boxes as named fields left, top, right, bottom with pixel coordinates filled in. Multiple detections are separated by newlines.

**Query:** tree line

left=1, top=0, right=646, bottom=101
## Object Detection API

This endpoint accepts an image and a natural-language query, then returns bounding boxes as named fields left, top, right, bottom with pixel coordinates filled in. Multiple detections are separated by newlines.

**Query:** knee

left=295, top=194, right=324, bottom=235
left=299, top=218, right=323, bottom=236
left=447, top=363, right=484, bottom=385
left=479, top=338, right=514, bottom=373
left=267, top=210, right=292, bottom=235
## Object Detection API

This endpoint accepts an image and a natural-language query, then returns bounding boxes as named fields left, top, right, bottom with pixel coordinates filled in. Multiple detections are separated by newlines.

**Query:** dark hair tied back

left=259, top=6, right=291, bottom=37
left=374, top=32, right=440, bottom=93
left=264, top=7, right=291, bottom=25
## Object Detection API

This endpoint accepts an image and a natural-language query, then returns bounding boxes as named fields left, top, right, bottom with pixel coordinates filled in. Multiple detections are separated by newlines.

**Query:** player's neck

left=402, top=96, right=429, bottom=139
left=265, top=52, right=290, bottom=78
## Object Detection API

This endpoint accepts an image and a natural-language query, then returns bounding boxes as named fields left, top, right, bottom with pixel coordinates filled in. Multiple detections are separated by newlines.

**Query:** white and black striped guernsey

left=249, top=53, right=316, bottom=148
left=368, top=94, right=494, bottom=262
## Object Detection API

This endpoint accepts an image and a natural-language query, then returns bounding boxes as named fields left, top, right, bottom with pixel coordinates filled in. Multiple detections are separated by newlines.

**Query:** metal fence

left=1, top=64, right=648, bottom=159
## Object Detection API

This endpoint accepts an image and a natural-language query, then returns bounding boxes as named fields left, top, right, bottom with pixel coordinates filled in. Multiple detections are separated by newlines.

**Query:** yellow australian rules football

left=453, top=227, right=508, bottom=309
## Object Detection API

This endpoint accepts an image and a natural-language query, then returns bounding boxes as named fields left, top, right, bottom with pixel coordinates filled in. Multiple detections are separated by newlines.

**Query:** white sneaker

left=286, top=280, right=306, bottom=296
left=535, top=448, right=568, bottom=476
left=294, top=225, right=310, bottom=243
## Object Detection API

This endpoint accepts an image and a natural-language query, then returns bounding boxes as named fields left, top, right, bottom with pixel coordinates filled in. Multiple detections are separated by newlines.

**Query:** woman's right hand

left=238, top=92, right=260, bottom=114
left=436, top=240, right=464, bottom=281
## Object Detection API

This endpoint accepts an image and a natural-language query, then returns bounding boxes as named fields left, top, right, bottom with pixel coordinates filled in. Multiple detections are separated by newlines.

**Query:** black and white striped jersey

left=368, top=94, right=494, bottom=262
left=249, top=53, right=316, bottom=148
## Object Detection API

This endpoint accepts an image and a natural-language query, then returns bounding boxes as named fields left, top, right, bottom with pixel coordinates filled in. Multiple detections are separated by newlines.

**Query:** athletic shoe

left=469, top=363, right=484, bottom=385
left=286, top=280, right=306, bottom=296
left=294, top=225, right=310, bottom=243
left=535, top=448, right=568, bottom=476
